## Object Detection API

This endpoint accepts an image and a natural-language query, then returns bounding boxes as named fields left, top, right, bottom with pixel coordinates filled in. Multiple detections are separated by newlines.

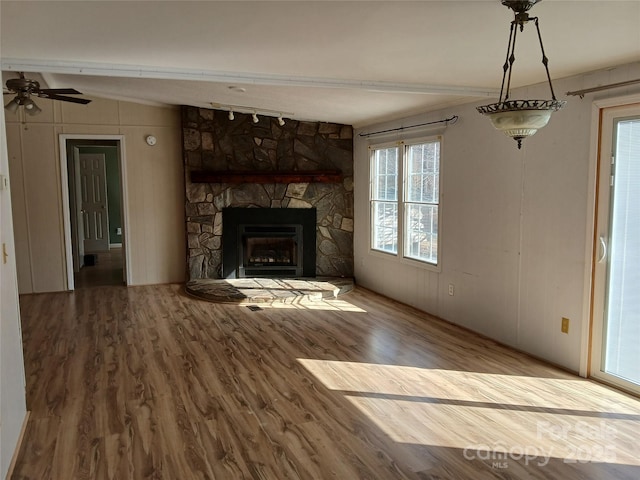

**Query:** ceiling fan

left=3, top=72, right=91, bottom=115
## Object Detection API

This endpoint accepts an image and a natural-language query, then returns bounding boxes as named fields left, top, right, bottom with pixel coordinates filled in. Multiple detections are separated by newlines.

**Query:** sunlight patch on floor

left=297, top=359, right=640, bottom=466
left=238, top=297, right=366, bottom=312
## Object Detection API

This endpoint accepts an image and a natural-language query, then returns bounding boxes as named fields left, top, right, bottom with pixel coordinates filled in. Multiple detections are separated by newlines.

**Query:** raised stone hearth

left=185, top=277, right=354, bottom=304
left=183, top=106, right=354, bottom=280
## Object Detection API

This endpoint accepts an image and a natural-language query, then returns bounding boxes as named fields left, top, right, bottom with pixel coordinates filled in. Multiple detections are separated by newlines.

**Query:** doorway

left=591, top=103, right=640, bottom=394
left=59, top=135, right=131, bottom=290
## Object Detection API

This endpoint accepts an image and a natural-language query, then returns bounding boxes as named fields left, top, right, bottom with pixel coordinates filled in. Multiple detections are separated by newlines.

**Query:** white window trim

left=368, top=135, right=443, bottom=273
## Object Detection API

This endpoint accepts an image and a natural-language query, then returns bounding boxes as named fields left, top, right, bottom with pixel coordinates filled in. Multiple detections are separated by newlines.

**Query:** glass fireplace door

left=239, top=225, right=303, bottom=277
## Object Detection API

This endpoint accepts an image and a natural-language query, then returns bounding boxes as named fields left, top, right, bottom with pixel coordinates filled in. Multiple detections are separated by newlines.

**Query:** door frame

left=71, top=146, right=85, bottom=272
left=59, top=134, right=131, bottom=290
left=583, top=93, right=640, bottom=380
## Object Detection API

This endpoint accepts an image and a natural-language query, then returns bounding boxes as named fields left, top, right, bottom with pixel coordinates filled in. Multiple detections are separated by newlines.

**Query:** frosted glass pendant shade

left=477, top=99, right=565, bottom=148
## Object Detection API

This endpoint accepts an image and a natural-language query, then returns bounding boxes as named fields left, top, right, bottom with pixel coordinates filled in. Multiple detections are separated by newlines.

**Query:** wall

left=5, top=97, right=185, bottom=293
left=182, top=107, right=354, bottom=279
left=354, top=61, right=640, bottom=374
left=78, top=146, right=122, bottom=244
left=0, top=81, right=28, bottom=478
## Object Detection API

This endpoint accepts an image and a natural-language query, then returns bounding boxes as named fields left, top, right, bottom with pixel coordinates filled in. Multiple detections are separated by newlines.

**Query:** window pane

left=406, top=141, right=440, bottom=204
left=371, top=146, right=399, bottom=255
left=405, top=203, right=438, bottom=263
left=372, top=147, right=398, bottom=201
left=372, top=201, right=398, bottom=254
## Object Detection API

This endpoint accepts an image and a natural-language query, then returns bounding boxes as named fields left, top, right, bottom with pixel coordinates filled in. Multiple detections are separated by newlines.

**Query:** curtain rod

left=566, top=78, right=640, bottom=98
left=358, top=115, right=458, bottom=138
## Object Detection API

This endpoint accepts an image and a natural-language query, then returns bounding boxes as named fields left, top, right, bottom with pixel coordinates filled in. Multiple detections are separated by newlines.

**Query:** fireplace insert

left=222, top=208, right=316, bottom=278
left=240, top=224, right=303, bottom=277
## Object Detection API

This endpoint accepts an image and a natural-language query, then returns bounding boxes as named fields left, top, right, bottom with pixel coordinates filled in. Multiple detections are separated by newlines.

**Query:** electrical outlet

left=561, top=317, right=570, bottom=334
left=448, top=284, right=455, bottom=296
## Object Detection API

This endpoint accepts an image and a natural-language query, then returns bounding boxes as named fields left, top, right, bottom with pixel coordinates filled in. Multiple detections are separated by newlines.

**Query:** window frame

left=368, top=135, right=443, bottom=272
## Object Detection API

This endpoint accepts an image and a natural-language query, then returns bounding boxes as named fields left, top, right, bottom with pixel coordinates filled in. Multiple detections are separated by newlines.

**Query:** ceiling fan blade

left=40, top=94, right=91, bottom=104
left=38, top=88, right=83, bottom=95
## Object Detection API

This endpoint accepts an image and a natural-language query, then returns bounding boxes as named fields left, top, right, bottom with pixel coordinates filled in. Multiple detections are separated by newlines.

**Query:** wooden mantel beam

left=190, top=170, right=343, bottom=184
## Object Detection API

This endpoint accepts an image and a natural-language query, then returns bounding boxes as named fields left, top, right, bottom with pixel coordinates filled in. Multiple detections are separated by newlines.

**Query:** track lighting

left=211, top=103, right=294, bottom=124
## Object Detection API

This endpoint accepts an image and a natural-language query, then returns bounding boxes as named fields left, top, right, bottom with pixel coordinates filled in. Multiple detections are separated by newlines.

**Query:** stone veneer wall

left=182, top=106, right=354, bottom=280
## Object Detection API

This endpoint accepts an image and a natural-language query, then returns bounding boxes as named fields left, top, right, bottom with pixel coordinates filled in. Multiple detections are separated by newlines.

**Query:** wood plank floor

left=12, top=284, right=640, bottom=479
left=74, top=248, right=124, bottom=289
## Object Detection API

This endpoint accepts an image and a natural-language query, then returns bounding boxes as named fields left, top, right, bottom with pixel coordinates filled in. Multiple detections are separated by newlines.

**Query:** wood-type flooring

left=11, top=284, right=640, bottom=479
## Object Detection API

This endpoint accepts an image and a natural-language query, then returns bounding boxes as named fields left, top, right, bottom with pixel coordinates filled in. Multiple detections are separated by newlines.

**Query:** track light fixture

left=477, top=0, right=565, bottom=149
left=211, top=103, right=293, bottom=125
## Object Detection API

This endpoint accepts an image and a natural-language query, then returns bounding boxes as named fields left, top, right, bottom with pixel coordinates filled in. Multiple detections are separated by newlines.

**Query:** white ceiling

left=2, top=0, right=640, bottom=127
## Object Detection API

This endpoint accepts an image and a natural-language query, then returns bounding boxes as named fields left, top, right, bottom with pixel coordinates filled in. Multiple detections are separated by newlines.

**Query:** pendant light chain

left=502, top=18, right=519, bottom=103
left=534, top=17, right=558, bottom=101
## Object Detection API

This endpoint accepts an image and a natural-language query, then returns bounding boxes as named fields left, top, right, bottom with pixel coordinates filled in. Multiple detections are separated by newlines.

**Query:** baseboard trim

left=109, top=243, right=123, bottom=249
left=6, top=410, right=30, bottom=479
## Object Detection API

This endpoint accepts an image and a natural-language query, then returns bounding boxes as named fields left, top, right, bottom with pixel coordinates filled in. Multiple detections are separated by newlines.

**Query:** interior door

left=591, top=103, right=640, bottom=394
left=79, top=153, right=110, bottom=252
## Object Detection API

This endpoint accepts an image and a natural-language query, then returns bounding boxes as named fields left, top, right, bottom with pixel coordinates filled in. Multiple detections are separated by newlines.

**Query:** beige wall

left=354, top=61, right=640, bottom=374
left=5, top=97, right=185, bottom=293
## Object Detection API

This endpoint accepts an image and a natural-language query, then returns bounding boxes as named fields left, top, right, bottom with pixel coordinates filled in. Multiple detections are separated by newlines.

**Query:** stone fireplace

left=182, top=106, right=354, bottom=280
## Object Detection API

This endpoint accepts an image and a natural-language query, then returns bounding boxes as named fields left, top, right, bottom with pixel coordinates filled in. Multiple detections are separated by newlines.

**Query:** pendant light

left=477, top=0, right=566, bottom=149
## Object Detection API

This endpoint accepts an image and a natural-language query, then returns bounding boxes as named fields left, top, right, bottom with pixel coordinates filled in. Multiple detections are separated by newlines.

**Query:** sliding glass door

left=591, top=104, right=640, bottom=393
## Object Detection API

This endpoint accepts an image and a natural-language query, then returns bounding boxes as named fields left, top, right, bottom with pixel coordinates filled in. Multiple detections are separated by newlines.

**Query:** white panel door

left=591, top=103, right=640, bottom=394
left=79, top=153, right=109, bottom=252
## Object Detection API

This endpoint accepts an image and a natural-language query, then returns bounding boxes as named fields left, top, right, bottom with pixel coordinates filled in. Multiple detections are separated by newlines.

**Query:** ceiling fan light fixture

left=24, top=101, right=42, bottom=116
left=277, top=115, right=285, bottom=126
left=22, top=97, right=36, bottom=109
left=4, top=72, right=91, bottom=114
left=477, top=0, right=566, bottom=149
left=252, top=113, right=259, bottom=123
left=4, top=97, right=21, bottom=114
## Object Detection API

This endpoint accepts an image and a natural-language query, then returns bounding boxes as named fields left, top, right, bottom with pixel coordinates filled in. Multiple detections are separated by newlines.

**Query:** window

left=370, top=137, right=441, bottom=267
left=370, top=146, right=399, bottom=254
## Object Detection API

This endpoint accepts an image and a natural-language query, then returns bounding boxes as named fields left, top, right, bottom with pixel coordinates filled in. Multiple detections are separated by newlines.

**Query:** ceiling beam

left=1, top=58, right=499, bottom=98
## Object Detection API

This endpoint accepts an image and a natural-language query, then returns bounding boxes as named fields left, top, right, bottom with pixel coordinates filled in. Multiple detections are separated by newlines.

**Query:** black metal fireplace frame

left=222, top=207, right=317, bottom=278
